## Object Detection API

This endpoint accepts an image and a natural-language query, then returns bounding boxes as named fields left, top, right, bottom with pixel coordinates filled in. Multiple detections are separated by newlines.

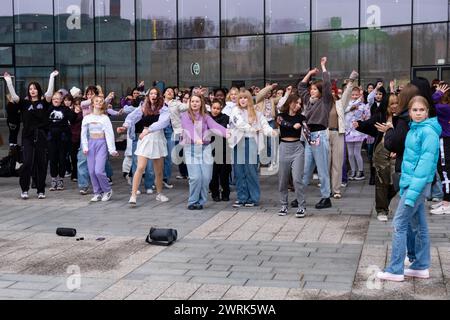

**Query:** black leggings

left=21, top=131, right=48, bottom=193
left=437, top=137, right=450, bottom=202
left=7, top=120, right=20, bottom=145
left=48, top=130, right=69, bottom=179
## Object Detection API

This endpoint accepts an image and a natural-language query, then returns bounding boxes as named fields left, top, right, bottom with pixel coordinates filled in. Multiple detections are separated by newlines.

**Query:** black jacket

left=384, top=109, right=410, bottom=173
left=356, top=104, right=388, bottom=149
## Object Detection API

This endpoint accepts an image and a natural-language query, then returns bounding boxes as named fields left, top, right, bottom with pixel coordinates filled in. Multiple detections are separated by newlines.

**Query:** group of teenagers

left=3, top=55, right=450, bottom=282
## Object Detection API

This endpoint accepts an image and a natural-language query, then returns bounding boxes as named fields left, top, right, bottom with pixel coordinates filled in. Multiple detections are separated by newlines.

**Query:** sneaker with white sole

left=57, top=179, right=64, bottom=191
left=21, top=191, right=29, bottom=200
left=129, top=196, right=137, bottom=206
left=376, top=271, right=404, bottom=282
left=430, top=205, right=450, bottom=215
left=101, top=190, right=113, bottom=202
left=156, top=193, right=169, bottom=202
left=37, top=193, right=46, bottom=199
left=136, top=190, right=141, bottom=195
left=404, top=268, right=429, bottom=279
left=146, top=189, right=154, bottom=194
left=163, top=181, right=174, bottom=189
left=296, top=208, right=306, bottom=218
left=79, top=187, right=89, bottom=195
left=377, top=214, right=388, bottom=222
left=278, top=205, right=288, bottom=216
left=404, top=257, right=413, bottom=267
left=430, top=201, right=444, bottom=210
left=90, top=194, right=103, bottom=202
left=49, top=179, right=57, bottom=191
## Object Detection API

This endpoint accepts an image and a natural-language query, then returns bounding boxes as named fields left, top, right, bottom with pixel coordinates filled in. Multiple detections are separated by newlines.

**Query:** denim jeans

left=385, top=184, right=431, bottom=275
left=77, top=148, right=90, bottom=189
left=184, top=144, right=214, bottom=206
left=430, top=172, right=443, bottom=200
left=105, top=157, right=113, bottom=178
left=164, top=126, right=174, bottom=183
left=303, top=130, right=331, bottom=198
left=131, top=135, right=155, bottom=189
left=233, top=137, right=260, bottom=204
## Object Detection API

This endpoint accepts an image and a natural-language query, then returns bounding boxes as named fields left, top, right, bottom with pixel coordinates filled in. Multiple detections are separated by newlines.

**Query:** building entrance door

left=412, top=66, right=450, bottom=83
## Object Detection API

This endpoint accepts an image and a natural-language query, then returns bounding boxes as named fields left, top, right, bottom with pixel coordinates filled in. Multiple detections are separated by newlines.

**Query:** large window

left=137, top=40, right=177, bottom=88
left=15, top=67, right=54, bottom=98
left=14, top=0, right=54, bottom=43
left=221, top=0, right=264, bottom=36
left=136, top=0, right=177, bottom=40
left=312, top=30, right=359, bottom=82
left=0, top=0, right=13, bottom=43
left=266, top=34, right=310, bottom=85
left=312, top=0, right=359, bottom=30
left=56, top=43, right=95, bottom=91
left=413, top=0, right=448, bottom=23
left=413, top=23, right=448, bottom=66
left=266, top=0, right=310, bottom=33
left=361, top=0, right=412, bottom=28
left=178, top=0, right=219, bottom=38
left=95, top=0, right=135, bottom=41
left=0, top=47, right=13, bottom=65
left=222, top=36, right=264, bottom=88
left=55, top=0, right=94, bottom=42
left=360, top=26, right=411, bottom=86
left=179, top=38, right=220, bottom=88
left=15, top=44, right=54, bottom=66
left=96, top=42, right=135, bottom=96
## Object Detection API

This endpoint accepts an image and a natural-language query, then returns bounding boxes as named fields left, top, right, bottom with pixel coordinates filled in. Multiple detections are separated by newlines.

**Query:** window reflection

left=178, top=0, right=219, bottom=38
left=0, top=0, right=13, bottom=43
left=14, top=0, right=54, bottom=43
left=413, top=0, right=448, bottom=23
left=179, top=38, right=220, bottom=87
left=55, top=0, right=94, bottom=42
left=56, top=43, right=95, bottom=90
left=221, top=0, right=263, bottom=36
left=360, top=27, right=411, bottom=86
left=312, top=0, right=359, bottom=30
left=361, top=0, right=411, bottom=27
left=413, top=23, right=448, bottom=66
left=266, top=0, right=310, bottom=33
left=136, top=0, right=176, bottom=39
left=222, top=36, right=264, bottom=88
left=95, top=0, right=135, bottom=41
left=15, top=44, right=54, bottom=66
left=266, top=34, right=310, bottom=85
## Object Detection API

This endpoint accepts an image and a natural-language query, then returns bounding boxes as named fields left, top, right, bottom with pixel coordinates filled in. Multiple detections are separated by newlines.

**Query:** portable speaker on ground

left=145, top=227, right=178, bottom=246
left=56, top=227, right=77, bottom=237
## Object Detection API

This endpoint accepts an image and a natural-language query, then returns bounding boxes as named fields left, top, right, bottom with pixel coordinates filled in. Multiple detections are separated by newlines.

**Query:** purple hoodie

left=180, top=111, right=227, bottom=145
left=433, top=91, right=450, bottom=137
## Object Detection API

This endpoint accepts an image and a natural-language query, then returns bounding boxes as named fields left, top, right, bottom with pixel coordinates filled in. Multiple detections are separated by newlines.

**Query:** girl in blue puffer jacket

left=377, top=96, right=441, bottom=282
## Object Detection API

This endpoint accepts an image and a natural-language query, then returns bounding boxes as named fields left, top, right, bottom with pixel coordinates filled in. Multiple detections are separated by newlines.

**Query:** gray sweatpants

left=278, top=141, right=306, bottom=208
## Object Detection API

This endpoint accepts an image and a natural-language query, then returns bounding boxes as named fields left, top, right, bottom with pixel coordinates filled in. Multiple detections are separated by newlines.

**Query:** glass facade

left=0, top=0, right=449, bottom=100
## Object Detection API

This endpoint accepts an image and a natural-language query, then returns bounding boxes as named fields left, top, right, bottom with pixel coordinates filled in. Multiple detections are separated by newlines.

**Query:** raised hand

left=51, top=70, right=59, bottom=78
left=271, top=83, right=278, bottom=90
left=437, top=84, right=450, bottom=94
left=3, top=72, right=12, bottom=81
left=376, top=82, right=384, bottom=89
left=285, top=86, right=293, bottom=95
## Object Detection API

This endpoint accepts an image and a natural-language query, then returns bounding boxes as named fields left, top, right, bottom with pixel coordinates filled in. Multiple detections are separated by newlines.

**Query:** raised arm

left=298, top=68, right=319, bottom=104
left=341, top=71, right=358, bottom=109
left=3, top=72, right=19, bottom=103
left=256, top=84, right=277, bottom=104
left=320, top=57, right=333, bottom=106
left=148, top=106, right=171, bottom=132
left=44, top=70, right=59, bottom=102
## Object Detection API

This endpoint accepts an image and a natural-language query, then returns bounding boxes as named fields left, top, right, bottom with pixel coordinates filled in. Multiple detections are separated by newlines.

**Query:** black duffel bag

left=145, top=227, right=178, bottom=246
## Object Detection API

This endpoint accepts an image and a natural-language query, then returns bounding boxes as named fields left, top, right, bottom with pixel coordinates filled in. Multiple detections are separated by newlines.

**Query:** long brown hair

left=398, top=83, right=420, bottom=114
left=387, top=94, right=399, bottom=118
left=142, top=87, right=164, bottom=116
left=280, top=94, right=302, bottom=114
left=188, top=94, right=207, bottom=123
left=237, top=90, right=257, bottom=124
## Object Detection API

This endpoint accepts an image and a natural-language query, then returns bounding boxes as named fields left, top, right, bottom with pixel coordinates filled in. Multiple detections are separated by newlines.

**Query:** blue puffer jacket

left=400, top=117, right=442, bottom=207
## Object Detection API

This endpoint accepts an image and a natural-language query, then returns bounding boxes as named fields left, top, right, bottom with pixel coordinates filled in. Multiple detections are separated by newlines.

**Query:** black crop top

left=277, top=113, right=306, bottom=139
left=135, top=114, right=160, bottom=134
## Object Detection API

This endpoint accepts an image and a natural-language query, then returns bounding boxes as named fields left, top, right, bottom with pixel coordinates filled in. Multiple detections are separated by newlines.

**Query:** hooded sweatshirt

left=399, top=117, right=441, bottom=207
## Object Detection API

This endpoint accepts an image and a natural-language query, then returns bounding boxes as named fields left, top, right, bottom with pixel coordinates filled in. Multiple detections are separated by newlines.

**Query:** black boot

left=315, top=198, right=332, bottom=209
left=369, top=166, right=375, bottom=185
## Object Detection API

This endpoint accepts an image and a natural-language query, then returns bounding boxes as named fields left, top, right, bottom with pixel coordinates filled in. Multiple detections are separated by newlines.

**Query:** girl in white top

left=81, top=96, right=118, bottom=202
left=229, top=90, right=278, bottom=207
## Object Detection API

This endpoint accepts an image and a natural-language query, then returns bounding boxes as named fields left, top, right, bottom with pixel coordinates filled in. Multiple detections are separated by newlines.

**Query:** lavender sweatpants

left=87, top=138, right=111, bottom=195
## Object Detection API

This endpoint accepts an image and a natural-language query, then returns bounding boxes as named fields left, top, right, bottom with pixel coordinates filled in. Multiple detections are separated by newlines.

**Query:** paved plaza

left=0, top=123, right=449, bottom=300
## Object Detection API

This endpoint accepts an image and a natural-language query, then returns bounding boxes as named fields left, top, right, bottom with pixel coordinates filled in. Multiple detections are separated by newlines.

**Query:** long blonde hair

left=188, top=94, right=207, bottom=123
left=237, top=90, right=257, bottom=124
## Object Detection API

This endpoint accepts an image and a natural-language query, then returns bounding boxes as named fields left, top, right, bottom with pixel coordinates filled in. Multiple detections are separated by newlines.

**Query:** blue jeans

left=430, top=172, right=443, bottom=200
left=303, top=130, right=331, bottom=198
left=131, top=135, right=155, bottom=189
left=164, top=126, right=174, bottom=183
left=385, top=184, right=431, bottom=275
left=184, top=144, right=214, bottom=206
left=233, top=138, right=260, bottom=204
left=77, top=148, right=90, bottom=189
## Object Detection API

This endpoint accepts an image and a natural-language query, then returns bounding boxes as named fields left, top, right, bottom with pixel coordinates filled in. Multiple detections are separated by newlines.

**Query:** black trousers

left=21, top=131, right=47, bottom=194
left=209, top=163, right=232, bottom=198
left=70, top=140, right=80, bottom=180
left=48, top=130, right=69, bottom=179
left=7, top=120, right=20, bottom=145
left=437, top=137, right=450, bottom=202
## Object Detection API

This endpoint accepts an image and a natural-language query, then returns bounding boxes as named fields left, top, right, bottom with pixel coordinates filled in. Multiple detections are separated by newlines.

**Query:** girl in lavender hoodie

left=180, top=94, right=229, bottom=210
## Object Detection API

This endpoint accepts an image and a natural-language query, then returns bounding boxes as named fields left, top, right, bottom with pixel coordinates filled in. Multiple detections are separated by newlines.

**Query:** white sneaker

left=404, top=257, right=413, bottom=267
left=156, top=193, right=169, bottom=202
left=101, top=190, right=113, bottom=202
left=404, top=268, right=430, bottom=279
left=313, top=173, right=319, bottom=180
left=21, top=191, right=29, bottom=200
left=136, top=190, right=141, bottom=195
left=376, top=271, right=404, bottom=282
left=90, top=194, right=103, bottom=202
left=377, top=214, right=388, bottom=222
left=430, top=201, right=444, bottom=210
left=129, top=196, right=137, bottom=206
left=146, top=189, right=154, bottom=194
left=37, top=193, right=46, bottom=199
left=430, top=205, right=450, bottom=215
